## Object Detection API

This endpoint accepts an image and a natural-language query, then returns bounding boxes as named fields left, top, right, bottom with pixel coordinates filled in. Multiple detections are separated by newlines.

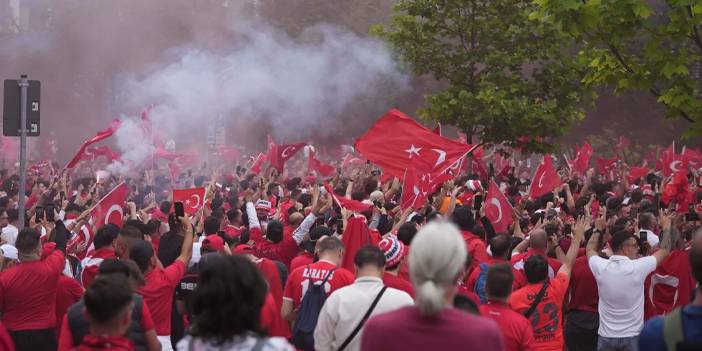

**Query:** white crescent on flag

left=538, top=171, right=546, bottom=188
left=282, top=146, right=295, bottom=158
left=670, top=160, right=682, bottom=172
left=488, top=198, right=503, bottom=223
left=189, top=194, right=201, bottom=208
left=105, top=204, right=123, bottom=225
left=432, top=149, right=447, bottom=167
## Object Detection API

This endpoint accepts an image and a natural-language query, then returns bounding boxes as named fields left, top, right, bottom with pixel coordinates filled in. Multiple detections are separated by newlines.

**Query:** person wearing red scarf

left=77, top=275, right=135, bottom=351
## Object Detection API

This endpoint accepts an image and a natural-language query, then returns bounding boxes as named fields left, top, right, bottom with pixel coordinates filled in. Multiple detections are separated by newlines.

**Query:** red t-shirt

left=289, top=252, right=314, bottom=274
left=80, top=247, right=116, bottom=288
left=361, top=306, right=503, bottom=351
left=568, top=255, right=598, bottom=313
left=55, top=275, right=83, bottom=332
left=260, top=293, right=290, bottom=338
left=58, top=299, right=155, bottom=351
left=77, top=335, right=135, bottom=351
left=138, top=260, right=186, bottom=335
left=466, top=258, right=518, bottom=296
left=461, top=231, right=489, bottom=271
left=250, top=227, right=300, bottom=267
left=383, top=272, right=415, bottom=298
left=511, top=249, right=562, bottom=290
left=480, top=301, right=536, bottom=351
left=223, top=225, right=241, bottom=239
left=256, top=258, right=283, bottom=308
left=509, top=272, right=569, bottom=351
left=0, top=249, right=65, bottom=330
left=283, top=260, right=355, bottom=308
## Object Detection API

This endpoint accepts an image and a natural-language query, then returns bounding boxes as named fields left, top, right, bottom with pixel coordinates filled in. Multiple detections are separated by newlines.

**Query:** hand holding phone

left=174, top=202, right=185, bottom=220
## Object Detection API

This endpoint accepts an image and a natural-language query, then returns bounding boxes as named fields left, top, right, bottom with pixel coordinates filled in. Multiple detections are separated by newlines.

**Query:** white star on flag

left=405, top=144, right=422, bottom=158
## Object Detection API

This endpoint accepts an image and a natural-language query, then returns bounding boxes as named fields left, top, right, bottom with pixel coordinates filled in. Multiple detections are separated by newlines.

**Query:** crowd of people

left=0, top=135, right=700, bottom=351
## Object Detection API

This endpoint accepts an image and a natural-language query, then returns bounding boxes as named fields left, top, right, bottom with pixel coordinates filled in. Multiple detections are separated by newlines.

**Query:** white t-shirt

left=588, top=255, right=657, bottom=337
left=639, top=229, right=660, bottom=248
left=1, top=224, right=18, bottom=245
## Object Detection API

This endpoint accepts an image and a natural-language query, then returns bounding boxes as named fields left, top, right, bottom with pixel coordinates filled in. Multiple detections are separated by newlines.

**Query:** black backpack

left=291, top=266, right=335, bottom=351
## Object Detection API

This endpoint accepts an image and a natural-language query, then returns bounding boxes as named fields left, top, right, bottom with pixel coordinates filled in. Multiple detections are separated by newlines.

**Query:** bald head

left=529, top=229, right=548, bottom=250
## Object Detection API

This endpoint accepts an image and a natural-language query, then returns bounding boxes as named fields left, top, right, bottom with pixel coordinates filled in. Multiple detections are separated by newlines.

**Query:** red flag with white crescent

left=323, top=183, right=373, bottom=213
left=485, top=180, right=514, bottom=233
left=249, top=152, right=267, bottom=175
left=529, top=155, right=561, bottom=199
left=66, top=119, right=121, bottom=169
left=308, top=150, right=336, bottom=177
left=90, top=183, right=128, bottom=228
left=173, top=187, right=207, bottom=215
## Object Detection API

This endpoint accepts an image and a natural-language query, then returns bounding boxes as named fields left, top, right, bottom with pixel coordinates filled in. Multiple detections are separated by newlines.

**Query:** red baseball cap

left=201, top=235, right=225, bottom=252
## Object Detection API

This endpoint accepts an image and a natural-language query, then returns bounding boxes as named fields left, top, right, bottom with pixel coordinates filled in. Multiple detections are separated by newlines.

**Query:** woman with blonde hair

left=360, top=221, right=504, bottom=351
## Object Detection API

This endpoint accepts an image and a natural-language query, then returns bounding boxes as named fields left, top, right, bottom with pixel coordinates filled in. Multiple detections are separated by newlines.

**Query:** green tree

left=532, top=0, right=702, bottom=138
left=372, top=0, right=593, bottom=152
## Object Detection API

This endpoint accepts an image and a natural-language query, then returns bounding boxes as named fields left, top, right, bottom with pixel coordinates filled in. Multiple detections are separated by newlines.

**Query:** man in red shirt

left=564, top=230, right=599, bottom=351
left=281, top=236, right=355, bottom=321
left=222, top=208, right=242, bottom=239
left=0, top=222, right=68, bottom=351
left=379, top=236, right=414, bottom=298
left=467, top=234, right=515, bottom=303
left=511, top=229, right=562, bottom=289
left=77, top=275, right=135, bottom=351
left=245, top=189, right=319, bottom=267
left=480, top=263, right=535, bottom=351
left=79, top=225, right=119, bottom=287
left=233, top=243, right=285, bottom=309
left=130, top=216, right=193, bottom=351
left=509, top=218, right=585, bottom=351
left=290, top=226, right=329, bottom=273
left=55, top=274, right=83, bottom=333
left=451, top=206, right=489, bottom=271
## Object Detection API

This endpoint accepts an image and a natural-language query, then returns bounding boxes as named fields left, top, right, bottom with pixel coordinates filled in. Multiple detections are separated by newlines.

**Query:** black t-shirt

left=158, top=231, right=184, bottom=267
left=175, top=263, right=200, bottom=321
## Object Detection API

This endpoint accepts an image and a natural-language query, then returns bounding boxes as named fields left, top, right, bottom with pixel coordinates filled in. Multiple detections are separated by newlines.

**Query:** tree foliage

left=532, top=0, right=702, bottom=138
left=373, top=0, right=593, bottom=152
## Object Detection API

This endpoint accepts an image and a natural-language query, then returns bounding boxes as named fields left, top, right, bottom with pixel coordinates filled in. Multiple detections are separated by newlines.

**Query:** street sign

left=3, top=79, right=40, bottom=137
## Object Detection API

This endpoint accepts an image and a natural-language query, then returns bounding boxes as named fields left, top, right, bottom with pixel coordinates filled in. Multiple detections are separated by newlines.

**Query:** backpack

left=291, top=266, right=336, bottom=351
left=473, top=263, right=490, bottom=304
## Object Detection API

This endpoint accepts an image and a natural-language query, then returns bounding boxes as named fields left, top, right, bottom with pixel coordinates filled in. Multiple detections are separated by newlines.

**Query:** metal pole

left=17, top=74, right=28, bottom=229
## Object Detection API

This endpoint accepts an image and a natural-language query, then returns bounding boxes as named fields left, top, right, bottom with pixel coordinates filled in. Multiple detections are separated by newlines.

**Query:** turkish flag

left=400, top=164, right=452, bottom=210
left=595, top=157, right=618, bottom=174
left=164, top=152, right=199, bottom=183
left=472, top=157, right=488, bottom=180
left=324, top=183, right=372, bottom=213
left=571, top=142, right=593, bottom=175
left=66, top=119, right=121, bottom=168
left=657, top=143, right=688, bottom=176
left=308, top=150, right=335, bottom=177
left=268, top=142, right=305, bottom=172
left=662, top=170, right=692, bottom=213
left=485, top=180, right=514, bottom=233
left=529, top=155, right=561, bottom=199
left=91, top=183, right=128, bottom=228
left=173, top=187, right=207, bottom=215
left=628, top=166, right=650, bottom=182
left=86, top=146, right=121, bottom=163
left=682, top=148, right=702, bottom=168
left=644, top=250, right=695, bottom=320
left=354, top=109, right=475, bottom=178
left=249, top=152, right=267, bottom=175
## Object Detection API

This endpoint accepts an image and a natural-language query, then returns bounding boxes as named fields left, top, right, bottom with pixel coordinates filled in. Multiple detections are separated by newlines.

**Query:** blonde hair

left=409, top=221, right=467, bottom=316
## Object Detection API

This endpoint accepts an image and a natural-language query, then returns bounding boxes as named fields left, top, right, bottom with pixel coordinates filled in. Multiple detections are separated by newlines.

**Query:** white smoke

left=106, top=117, right=155, bottom=175
left=105, top=19, right=407, bottom=174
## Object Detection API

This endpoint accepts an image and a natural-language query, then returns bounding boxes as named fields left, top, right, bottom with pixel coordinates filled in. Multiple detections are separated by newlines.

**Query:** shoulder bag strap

left=338, top=286, right=388, bottom=351
left=524, top=281, right=549, bottom=318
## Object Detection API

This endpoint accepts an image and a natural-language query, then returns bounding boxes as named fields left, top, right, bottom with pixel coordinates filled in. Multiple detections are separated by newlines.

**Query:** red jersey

left=255, top=258, right=283, bottom=308
left=0, top=249, right=65, bottom=331
left=568, top=256, right=598, bottom=313
left=138, top=260, right=186, bottom=335
left=260, top=293, right=290, bottom=338
left=460, top=231, right=489, bottom=271
left=511, top=249, right=562, bottom=290
left=283, top=260, right=355, bottom=308
left=77, top=335, right=134, bottom=351
left=58, top=299, right=155, bottom=351
left=80, top=247, right=116, bottom=287
left=480, top=301, right=536, bottom=351
left=466, top=258, right=517, bottom=295
left=250, top=227, right=300, bottom=267
left=55, top=275, right=83, bottom=332
left=383, top=272, right=415, bottom=298
left=223, top=225, right=241, bottom=239
left=509, top=272, right=569, bottom=351
left=290, top=252, right=314, bottom=274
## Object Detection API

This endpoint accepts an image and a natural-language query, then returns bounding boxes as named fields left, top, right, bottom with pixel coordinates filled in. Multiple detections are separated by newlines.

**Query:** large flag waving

left=308, top=150, right=335, bottom=177
left=267, top=142, right=306, bottom=172
left=66, top=119, right=121, bottom=168
left=355, top=109, right=475, bottom=178
left=173, top=187, right=207, bottom=215
left=571, top=142, right=593, bottom=175
left=324, top=183, right=372, bottom=213
left=529, top=155, right=561, bottom=199
left=485, top=180, right=514, bottom=233
left=91, top=183, right=128, bottom=228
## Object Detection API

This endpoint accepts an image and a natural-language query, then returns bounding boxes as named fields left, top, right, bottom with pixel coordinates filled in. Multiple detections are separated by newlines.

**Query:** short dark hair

left=204, top=216, right=220, bottom=235
left=226, top=209, right=241, bottom=222
left=93, top=224, right=120, bottom=249
left=451, top=206, right=475, bottom=231
left=611, top=231, right=636, bottom=252
left=6, top=208, right=18, bottom=222
left=98, top=258, right=130, bottom=278
left=123, top=220, right=146, bottom=235
left=15, top=228, right=40, bottom=254
left=319, top=236, right=344, bottom=254
left=129, top=240, right=154, bottom=272
left=453, top=294, right=479, bottom=315
left=354, top=245, right=385, bottom=269
left=190, top=255, right=267, bottom=345
left=83, top=275, right=133, bottom=323
left=120, top=225, right=144, bottom=240
left=524, top=254, right=549, bottom=284
left=639, top=212, right=655, bottom=230
left=266, top=220, right=284, bottom=243
left=159, top=201, right=172, bottom=214
left=490, top=234, right=511, bottom=259
left=397, top=222, right=418, bottom=246
left=486, top=264, right=513, bottom=299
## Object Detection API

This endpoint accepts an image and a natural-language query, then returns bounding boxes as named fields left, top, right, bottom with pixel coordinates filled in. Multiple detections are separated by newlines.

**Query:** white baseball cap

left=1, top=244, right=18, bottom=261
